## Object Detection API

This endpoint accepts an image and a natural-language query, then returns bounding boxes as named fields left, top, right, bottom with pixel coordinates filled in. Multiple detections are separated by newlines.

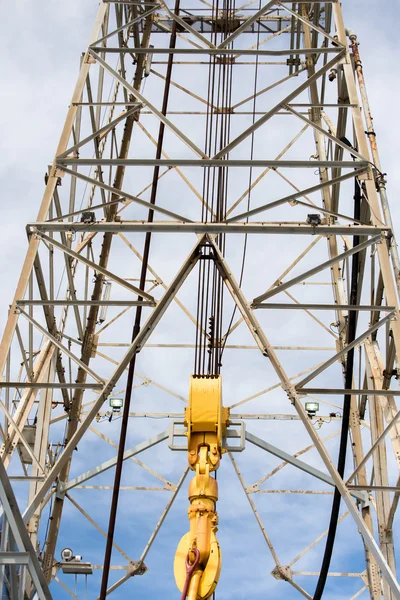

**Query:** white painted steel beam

left=57, top=166, right=193, bottom=222
left=89, top=50, right=208, bottom=159
left=226, top=168, right=368, bottom=222
left=295, top=312, right=395, bottom=389
left=0, top=459, right=52, bottom=599
left=29, top=222, right=388, bottom=235
left=57, top=158, right=366, bottom=168
left=207, top=236, right=400, bottom=597
left=64, top=430, right=170, bottom=491
left=245, top=431, right=366, bottom=503
left=35, top=233, right=155, bottom=301
left=22, top=237, right=204, bottom=523
left=254, top=234, right=382, bottom=303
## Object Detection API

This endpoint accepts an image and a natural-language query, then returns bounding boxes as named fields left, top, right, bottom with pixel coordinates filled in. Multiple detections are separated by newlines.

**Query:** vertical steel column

left=41, top=10, right=155, bottom=581
left=99, top=1, right=181, bottom=595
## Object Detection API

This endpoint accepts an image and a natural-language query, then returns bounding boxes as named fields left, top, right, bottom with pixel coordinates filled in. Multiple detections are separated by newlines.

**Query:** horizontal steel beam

left=0, top=383, right=103, bottom=389
left=0, top=552, right=30, bottom=566
left=245, top=431, right=366, bottom=503
left=95, top=343, right=334, bottom=351
left=64, top=430, right=170, bottom=491
left=58, top=104, right=142, bottom=160
left=218, top=0, right=276, bottom=48
left=29, top=222, right=389, bottom=235
left=102, top=0, right=159, bottom=3
left=103, top=0, right=338, bottom=3
left=0, top=458, right=53, bottom=599
left=348, top=486, right=400, bottom=492
left=58, top=166, right=191, bottom=223
left=90, top=46, right=342, bottom=56
left=0, top=552, right=32, bottom=568
left=296, top=311, right=394, bottom=389
left=300, top=388, right=400, bottom=396
left=9, top=476, right=45, bottom=481
left=254, top=304, right=395, bottom=312
left=94, top=4, right=160, bottom=46
left=18, top=307, right=105, bottom=384
left=227, top=169, right=368, bottom=223
left=36, top=232, right=155, bottom=301
left=57, top=158, right=368, bottom=168
left=90, top=50, right=207, bottom=159
left=213, top=51, right=345, bottom=159
left=72, top=101, right=357, bottom=108
left=347, top=407, right=400, bottom=484
left=23, top=238, right=203, bottom=523
left=289, top=103, right=356, bottom=108
left=280, top=0, right=339, bottom=2
left=16, top=300, right=155, bottom=307
left=254, top=234, right=382, bottom=303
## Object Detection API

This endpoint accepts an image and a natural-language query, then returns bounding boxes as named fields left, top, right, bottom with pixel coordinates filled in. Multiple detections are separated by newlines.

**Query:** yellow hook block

left=175, top=375, right=227, bottom=598
left=174, top=531, right=221, bottom=600
left=185, top=375, right=229, bottom=471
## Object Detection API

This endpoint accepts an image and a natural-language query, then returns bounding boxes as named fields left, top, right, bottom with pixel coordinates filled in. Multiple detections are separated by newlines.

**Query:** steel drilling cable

left=205, top=0, right=219, bottom=225
left=205, top=5, right=225, bottom=375
left=313, top=176, right=362, bottom=600
left=204, top=0, right=221, bottom=374
left=195, top=0, right=217, bottom=374
left=194, top=259, right=202, bottom=373
left=213, top=1, right=230, bottom=375
left=196, top=0, right=220, bottom=375
left=217, top=0, right=235, bottom=372
left=196, top=4, right=218, bottom=374
left=210, top=0, right=234, bottom=376
left=200, top=253, right=209, bottom=374
left=196, top=0, right=236, bottom=375
left=215, top=0, right=230, bottom=375
left=218, top=3, right=261, bottom=364
left=98, top=3, right=181, bottom=596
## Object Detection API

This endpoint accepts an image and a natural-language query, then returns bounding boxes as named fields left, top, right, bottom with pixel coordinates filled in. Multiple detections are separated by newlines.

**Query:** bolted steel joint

left=128, top=560, right=148, bottom=576
left=271, top=565, right=292, bottom=581
left=55, top=481, right=66, bottom=501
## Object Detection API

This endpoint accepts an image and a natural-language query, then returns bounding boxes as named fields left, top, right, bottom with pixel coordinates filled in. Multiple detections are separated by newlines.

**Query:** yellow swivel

left=174, top=375, right=228, bottom=599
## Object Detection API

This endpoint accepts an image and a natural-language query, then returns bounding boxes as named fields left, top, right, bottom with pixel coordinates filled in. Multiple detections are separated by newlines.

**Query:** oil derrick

left=0, top=2, right=400, bottom=599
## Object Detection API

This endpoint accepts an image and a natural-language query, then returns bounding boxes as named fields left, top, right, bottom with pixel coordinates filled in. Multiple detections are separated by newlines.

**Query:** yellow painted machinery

left=174, top=375, right=229, bottom=599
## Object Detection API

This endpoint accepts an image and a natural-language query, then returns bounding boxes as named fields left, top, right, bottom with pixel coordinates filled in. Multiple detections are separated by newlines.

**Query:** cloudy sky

left=0, top=1, right=399, bottom=599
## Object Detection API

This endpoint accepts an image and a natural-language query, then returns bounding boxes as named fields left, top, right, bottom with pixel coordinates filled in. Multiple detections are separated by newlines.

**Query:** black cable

left=313, top=175, right=361, bottom=599
left=99, top=3, right=180, bottom=596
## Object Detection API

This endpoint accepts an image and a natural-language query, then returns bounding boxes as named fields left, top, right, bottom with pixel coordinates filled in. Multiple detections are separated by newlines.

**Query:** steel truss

left=1, top=1, right=400, bottom=599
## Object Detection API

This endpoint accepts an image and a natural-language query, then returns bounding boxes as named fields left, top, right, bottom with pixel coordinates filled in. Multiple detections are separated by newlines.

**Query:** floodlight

left=145, top=45, right=154, bottom=77
left=306, top=214, right=321, bottom=226
left=99, top=280, right=112, bottom=323
left=109, top=397, right=123, bottom=411
left=61, top=548, right=74, bottom=562
left=305, top=401, right=319, bottom=418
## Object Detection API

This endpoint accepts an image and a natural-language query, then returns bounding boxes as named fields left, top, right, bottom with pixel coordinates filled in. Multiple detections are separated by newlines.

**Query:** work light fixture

left=305, top=401, right=319, bottom=418
left=109, top=397, right=123, bottom=411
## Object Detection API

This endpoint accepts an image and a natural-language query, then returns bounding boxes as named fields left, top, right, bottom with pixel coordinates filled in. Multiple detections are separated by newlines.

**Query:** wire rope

left=218, top=0, right=261, bottom=364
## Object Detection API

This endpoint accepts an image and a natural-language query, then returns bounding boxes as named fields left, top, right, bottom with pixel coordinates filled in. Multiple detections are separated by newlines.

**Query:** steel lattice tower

left=0, top=1, right=400, bottom=599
